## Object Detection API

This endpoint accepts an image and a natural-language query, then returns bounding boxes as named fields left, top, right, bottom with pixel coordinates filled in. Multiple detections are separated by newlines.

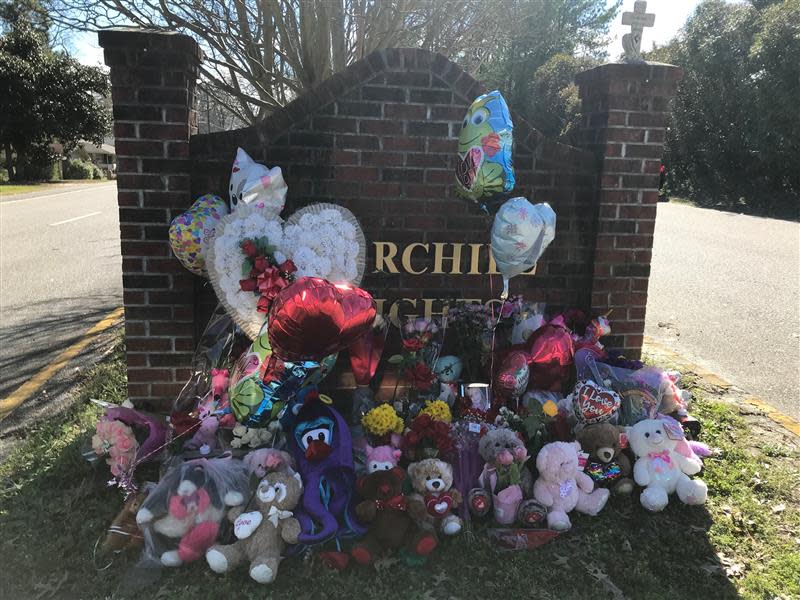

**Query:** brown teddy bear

left=100, top=490, right=146, bottom=556
left=576, top=422, right=633, bottom=495
left=350, top=467, right=438, bottom=565
left=205, top=471, right=303, bottom=584
left=407, top=458, right=463, bottom=536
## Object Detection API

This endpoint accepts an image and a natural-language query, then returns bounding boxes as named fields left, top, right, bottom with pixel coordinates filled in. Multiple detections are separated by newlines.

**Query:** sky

left=605, top=0, right=702, bottom=59
left=69, top=0, right=704, bottom=67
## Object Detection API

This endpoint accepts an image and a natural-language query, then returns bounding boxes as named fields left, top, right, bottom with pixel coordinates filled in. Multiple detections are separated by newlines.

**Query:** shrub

left=21, top=160, right=56, bottom=181
left=62, top=158, right=94, bottom=180
left=91, top=164, right=105, bottom=180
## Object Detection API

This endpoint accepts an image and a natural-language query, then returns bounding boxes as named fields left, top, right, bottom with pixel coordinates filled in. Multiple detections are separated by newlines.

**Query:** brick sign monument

left=98, top=29, right=682, bottom=408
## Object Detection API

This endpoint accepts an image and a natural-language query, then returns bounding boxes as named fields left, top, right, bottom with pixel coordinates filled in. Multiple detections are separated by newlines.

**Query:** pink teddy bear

left=243, top=448, right=297, bottom=479
left=186, top=369, right=235, bottom=453
left=365, top=444, right=401, bottom=474
left=533, top=441, right=610, bottom=531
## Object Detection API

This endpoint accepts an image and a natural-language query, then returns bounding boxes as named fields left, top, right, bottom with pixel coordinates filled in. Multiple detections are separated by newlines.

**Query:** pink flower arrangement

left=92, top=420, right=138, bottom=478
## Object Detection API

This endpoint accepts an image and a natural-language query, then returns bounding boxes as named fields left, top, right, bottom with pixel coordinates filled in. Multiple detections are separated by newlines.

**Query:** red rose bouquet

left=402, top=414, right=454, bottom=460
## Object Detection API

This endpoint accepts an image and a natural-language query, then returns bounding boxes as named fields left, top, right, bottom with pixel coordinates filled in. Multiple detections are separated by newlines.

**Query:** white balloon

left=490, top=198, right=556, bottom=298
left=229, top=147, right=287, bottom=215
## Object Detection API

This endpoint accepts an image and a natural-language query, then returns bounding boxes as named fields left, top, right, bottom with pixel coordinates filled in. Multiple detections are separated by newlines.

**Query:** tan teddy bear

left=205, top=471, right=302, bottom=584
left=407, top=458, right=463, bottom=536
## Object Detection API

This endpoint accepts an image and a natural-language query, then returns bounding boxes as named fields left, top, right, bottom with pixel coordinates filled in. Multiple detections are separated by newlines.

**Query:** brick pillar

left=99, top=28, right=202, bottom=407
left=575, top=62, right=683, bottom=358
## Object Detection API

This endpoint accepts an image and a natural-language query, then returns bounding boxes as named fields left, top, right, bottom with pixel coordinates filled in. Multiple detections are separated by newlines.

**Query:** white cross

left=621, top=1, right=655, bottom=63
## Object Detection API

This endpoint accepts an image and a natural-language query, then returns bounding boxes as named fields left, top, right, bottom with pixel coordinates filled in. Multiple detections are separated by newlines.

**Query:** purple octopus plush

left=287, top=389, right=364, bottom=546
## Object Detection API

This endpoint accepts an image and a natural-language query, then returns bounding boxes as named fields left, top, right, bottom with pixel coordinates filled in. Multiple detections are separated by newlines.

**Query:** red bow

left=375, top=495, right=407, bottom=512
left=240, top=252, right=297, bottom=313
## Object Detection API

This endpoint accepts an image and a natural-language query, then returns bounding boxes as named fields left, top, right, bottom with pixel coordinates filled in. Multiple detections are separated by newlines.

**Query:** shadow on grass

left=0, top=397, right=744, bottom=599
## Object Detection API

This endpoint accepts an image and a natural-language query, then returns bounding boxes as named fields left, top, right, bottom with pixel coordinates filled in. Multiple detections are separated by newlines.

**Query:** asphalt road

left=646, top=202, right=800, bottom=420
left=0, top=182, right=122, bottom=403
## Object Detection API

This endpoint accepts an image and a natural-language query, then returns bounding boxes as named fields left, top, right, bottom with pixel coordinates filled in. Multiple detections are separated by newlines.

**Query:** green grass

left=1, top=343, right=798, bottom=599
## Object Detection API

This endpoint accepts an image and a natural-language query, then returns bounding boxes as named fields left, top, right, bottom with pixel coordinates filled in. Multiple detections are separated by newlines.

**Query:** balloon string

left=488, top=275, right=506, bottom=395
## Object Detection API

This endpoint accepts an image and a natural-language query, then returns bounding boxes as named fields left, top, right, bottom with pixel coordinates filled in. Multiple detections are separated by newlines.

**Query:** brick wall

left=189, top=48, right=598, bottom=329
left=99, top=29, right=202, bottom=406
left=100, top=30, right=681, bottom=407
left=575, top=63, right=683, bottom=354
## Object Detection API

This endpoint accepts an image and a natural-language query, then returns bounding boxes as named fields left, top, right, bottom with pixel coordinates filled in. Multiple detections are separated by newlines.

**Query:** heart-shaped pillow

left=206, top=204, right=366, bottom=339
left=234, top=510, right=263, bottom=539
left=573, top=380, right=622, bottom=425
left=268, top=277, right=376, bottom=362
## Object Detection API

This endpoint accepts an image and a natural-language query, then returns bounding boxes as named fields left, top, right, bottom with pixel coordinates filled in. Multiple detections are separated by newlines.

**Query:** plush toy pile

left=89, top=94, right=713, bottom=582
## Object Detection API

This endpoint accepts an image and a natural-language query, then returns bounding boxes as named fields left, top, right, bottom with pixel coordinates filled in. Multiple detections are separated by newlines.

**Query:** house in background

left=71, top=138, right=116, bottom=176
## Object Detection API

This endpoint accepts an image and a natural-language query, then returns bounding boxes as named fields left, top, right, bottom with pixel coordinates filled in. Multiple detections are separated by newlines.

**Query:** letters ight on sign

left=366, top=239, right=537, bottom=327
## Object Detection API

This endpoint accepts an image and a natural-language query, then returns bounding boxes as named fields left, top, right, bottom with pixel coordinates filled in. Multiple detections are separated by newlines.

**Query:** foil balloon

left=229, top=322, right=273, bottom=387
left=268, top=277, right=376, bottom=362
left=348, top=316, right=388, bottom=386
left=434, top=355, right=463, bottom=383
left=491, top=198, right=556, bottom=299
left=304, top=352, right=339, bottom=388
left=169, top=194, right=228, bottom=276
left=572, top=380, right=622, bottom=425
left=229, top=147, right=287, bottom=214
left=456, top=90, right=515, bottom=204
left=524, top=316, right=574, bottom=393
left=229, top=355, right=317, bottom=428
left=495, top=351, right=530, bottom=398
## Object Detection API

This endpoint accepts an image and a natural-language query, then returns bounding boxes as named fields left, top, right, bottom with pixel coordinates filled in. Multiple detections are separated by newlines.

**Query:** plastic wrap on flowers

left=268, top=277, right=376, bottom=362
left=170, top=305, right=247, bottom=441
left=135, top=457, right=251, bottom=568
left=450, top=420, right=485, bottom=521
left=229, top=147, right=287, bottom=214
left=491, top=199, right=556, bottom=299
left=169, top=194, right=229, bottom=276
left=573, top=348, right=687, bottom=425
left=510, top=301, right=546, bottom=345
left=97, top=406, right=168, bottom=467
left=456, top=90, right=515, bottom=204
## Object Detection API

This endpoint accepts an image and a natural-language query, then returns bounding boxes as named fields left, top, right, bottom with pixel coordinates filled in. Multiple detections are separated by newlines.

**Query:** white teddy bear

left=627, top=417, right=708, bottom=512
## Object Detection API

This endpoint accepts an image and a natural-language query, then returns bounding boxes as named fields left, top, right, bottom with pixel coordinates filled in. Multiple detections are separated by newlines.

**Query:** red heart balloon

left=268, top=277, right=376, bottom=362
left=495, top=351, right=530, bottom=398
left=573, top=380, right=621, bottom=424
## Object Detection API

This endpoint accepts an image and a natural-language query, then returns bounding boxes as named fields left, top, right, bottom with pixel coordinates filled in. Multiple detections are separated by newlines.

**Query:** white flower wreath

left=206, top=203, right=366, bottom=339
left=281, top=203, right=365, bottom=286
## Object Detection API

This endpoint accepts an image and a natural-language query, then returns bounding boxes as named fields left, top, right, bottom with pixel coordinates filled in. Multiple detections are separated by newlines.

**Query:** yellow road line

left=0, top=307, right=124, bottom=420
left=643, top=336, right=800, bottom=438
